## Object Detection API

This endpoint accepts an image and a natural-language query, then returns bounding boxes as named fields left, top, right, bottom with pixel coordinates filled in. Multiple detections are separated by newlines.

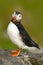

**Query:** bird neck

left=11, top=19, right=21, bottom=25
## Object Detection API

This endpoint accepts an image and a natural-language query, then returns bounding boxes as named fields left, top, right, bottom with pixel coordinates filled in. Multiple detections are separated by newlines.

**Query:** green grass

left=0, top=0, right=43, bottom=49
left=0, top=38, right=19, bottom=50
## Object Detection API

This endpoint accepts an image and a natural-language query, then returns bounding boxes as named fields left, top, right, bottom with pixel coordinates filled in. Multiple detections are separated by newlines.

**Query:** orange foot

left=11, top=49, right=21, bottom=57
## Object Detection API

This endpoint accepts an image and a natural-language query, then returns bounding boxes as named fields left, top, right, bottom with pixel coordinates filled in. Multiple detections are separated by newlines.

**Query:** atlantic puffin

left=7, top=11, right=40, bottom=56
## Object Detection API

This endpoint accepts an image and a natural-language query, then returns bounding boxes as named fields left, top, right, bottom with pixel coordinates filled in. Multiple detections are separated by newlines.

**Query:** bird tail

left=31, top=40, right=40, bottom=49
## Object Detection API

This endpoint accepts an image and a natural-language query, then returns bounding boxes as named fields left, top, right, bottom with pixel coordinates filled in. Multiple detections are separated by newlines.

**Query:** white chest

left=7, top=22, right=24, bottom=47
left=7, top=22, right=20, bottom=37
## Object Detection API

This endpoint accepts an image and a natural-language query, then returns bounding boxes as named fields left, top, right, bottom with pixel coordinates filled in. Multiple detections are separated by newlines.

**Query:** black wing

left=15, top=22, right=40, bottom=49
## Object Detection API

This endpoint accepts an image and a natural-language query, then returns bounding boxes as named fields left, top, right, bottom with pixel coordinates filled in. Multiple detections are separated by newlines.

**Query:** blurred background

left=0, top=0, right=43, bottom=49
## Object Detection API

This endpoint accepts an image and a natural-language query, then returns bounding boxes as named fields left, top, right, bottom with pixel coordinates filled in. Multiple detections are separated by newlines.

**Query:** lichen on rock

left=0, top=49, right=43, bottom=65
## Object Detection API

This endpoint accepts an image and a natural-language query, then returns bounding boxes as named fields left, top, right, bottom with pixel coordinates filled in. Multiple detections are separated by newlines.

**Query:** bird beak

left=11, top=16, right=17, bottom=22
left=13, top=16, right=16, bottom=21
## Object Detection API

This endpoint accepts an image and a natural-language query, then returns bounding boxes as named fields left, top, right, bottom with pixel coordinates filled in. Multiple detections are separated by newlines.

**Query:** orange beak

left=12, top=16, right=16, bottom=22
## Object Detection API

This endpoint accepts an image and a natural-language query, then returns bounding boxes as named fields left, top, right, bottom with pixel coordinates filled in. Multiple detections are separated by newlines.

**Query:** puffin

left=7, top=11, right=40, bottom=56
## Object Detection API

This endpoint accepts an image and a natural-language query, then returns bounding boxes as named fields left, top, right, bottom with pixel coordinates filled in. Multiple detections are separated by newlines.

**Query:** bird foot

left=11, top=49, right=21, bottom=57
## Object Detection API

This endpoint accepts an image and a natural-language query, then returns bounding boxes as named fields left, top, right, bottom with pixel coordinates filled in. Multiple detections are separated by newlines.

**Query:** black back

left=14, top=22, right=40, bottom=49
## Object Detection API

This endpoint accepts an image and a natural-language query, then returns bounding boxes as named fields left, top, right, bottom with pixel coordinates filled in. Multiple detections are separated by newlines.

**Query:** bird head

left=11, top=11, right=22, bottom=22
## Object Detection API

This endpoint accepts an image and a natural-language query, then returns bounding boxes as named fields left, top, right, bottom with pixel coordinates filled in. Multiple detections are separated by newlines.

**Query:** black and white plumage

left=7, top=11, right=40, bottom=51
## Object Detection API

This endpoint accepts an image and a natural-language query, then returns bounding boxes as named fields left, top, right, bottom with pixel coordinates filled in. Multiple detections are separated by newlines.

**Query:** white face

left=16, top=14, right=22, bottom=21
left=12, top=12, right=22, bottom=22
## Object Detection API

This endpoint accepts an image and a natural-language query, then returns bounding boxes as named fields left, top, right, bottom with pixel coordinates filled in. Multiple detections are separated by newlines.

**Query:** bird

left=7, top=11, right=40, bottom=56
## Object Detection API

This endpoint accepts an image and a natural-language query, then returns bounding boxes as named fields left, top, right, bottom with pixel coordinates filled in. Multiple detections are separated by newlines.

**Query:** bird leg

left=11, top=49, right=21, bottom=57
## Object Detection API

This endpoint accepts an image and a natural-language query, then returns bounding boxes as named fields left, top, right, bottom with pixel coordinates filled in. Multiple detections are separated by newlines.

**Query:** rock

left=0, top=49, right=43, bottom=65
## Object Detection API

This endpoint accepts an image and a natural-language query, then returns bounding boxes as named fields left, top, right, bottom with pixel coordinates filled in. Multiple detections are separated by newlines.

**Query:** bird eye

left=19, top=16, right=21, bottom=17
